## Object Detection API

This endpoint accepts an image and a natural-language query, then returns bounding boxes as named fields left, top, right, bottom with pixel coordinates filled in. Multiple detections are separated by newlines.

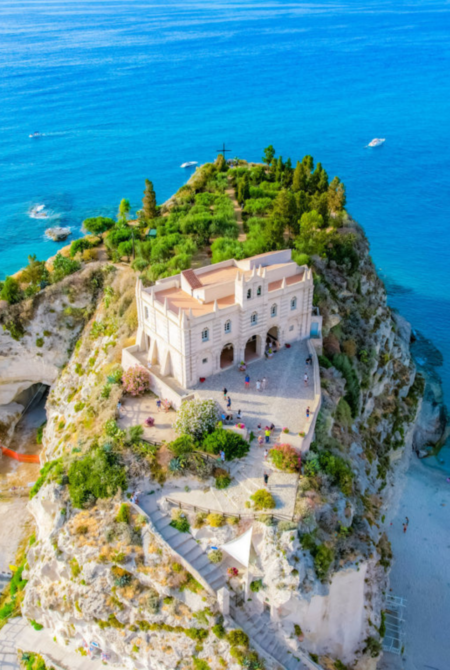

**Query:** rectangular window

left=144, top=306, right=149, bottom=320
left=257, top=286, right=262, bottom=296
left=202, top=358, right=208, bottom=364
left=224, top=320, right=231, bottom=333
left=247, top=289, right=252, bottom=299
left=251, top=313, right=258, bottom=325
left=202, top=328, right=209, bottom=342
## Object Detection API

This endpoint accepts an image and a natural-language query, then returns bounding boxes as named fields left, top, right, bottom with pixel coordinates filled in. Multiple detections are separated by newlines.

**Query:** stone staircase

left=230, top=606, right=315, bottom=670
left=142, top=496, right=227, bottom=594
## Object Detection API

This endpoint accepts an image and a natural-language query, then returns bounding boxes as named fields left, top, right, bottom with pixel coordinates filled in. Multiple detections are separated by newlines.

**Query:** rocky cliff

left=2, top=220, right=445, bottom=670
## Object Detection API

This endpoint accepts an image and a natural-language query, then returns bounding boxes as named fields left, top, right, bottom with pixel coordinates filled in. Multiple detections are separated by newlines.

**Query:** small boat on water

left=367, top=138, right=385, bottom=148
left=180, top=161, right=198, bottom=168
left=29, top=131, right=41, bottom=139
left=30, top=204, right=48, bottom=219
left=45, top=227, right=71, bottom=242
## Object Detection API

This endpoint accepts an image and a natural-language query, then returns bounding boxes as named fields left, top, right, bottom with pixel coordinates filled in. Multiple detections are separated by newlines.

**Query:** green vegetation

left=116, top=503, right=130, bottom=524
left=300, top=534, right=335, bottom=581
left=202, top=427, right=249, bottom=460
left=215, top=473, right=231, bottom=489
left=249, top=579, right=262, bottom=592
left=68, top=446, right=126, bottom=508
left=19, top=652, right=51, bottom=670
left=269, top=444, right=300, bottom=472
left=83, top=216, right=115, bottom=235
left=29, top=459, right=64, bottom=499
left=168, top=435, right=195, bottom=456
left=250, top=489, right=276, bottom=510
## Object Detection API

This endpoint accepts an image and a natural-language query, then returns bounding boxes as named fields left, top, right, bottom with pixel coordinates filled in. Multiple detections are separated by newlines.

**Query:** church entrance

left=220, top=344, right=234, bottom=369
left=266, top=326, right=279, bottom=354
left=244, top=335, right=260, bottom=363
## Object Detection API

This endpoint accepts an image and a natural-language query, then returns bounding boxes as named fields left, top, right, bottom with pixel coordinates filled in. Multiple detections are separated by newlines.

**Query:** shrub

left=208, top=550, right=223, bottom=563
left=202, top=428, right=249, bottom=460
left=313, top=544, right=334, bottom=581
left=83, top=216, right=116, bottom=235
left=170, top=514, right=191, bottom=533
left=0, top=276, right=22, bottom=304
left=333, top=354, right=360, bottom=416
left=318, top=355, right=332, bottom=369
left=323, top=333, right=340, bottom=358
left=193, top=659, right=211, bottom=670
left=364, top=636, right=382, bottom=658
left=29, top=619, right=44, bottom=631
left=335, top=398, right=352, bottom=428
left=174, top=399, right=220, bottom=439
left=122, top=366, right=151, bottom=396
left=249, top=579, right=262, bottom=592
left=74, top=401, right=85, bottom=413
left=278, top=520, right=298, bottom=532
left=206, top=513, right=225, bottom=528
left=70, top=238, right=92, bottom=258
left=29, top=459, right=64, bottom=499
left=317, top=450, right=354, bottom=495
left=342, top=339, right=357, bottom=357
left=35, top=337, right=44, bottom=348
left=168, top=435, right=195, bottom=456
left=212, top=623, right=226, bottom=639
left=52, top=253, right=81, bottom=282
left=116, top=503, right=130, bottom=524
left=250, top=489, right=276, bottom=510
left=269, top=444, right=300, bottom=472
left=215, top=474, right=231, bottom=489
left=226, top=629, right=249, bottom=647
left=68, top=447, right=126, bottom=508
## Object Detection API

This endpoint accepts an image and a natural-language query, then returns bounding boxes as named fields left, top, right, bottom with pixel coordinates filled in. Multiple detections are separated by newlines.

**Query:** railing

left=164, top=496, right=295, bottom=522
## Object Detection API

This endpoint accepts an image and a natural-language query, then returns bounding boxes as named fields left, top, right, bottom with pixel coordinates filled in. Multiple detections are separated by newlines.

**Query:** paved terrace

left=157, top=340, right=316, bottom=518
left=191, top=339, right=315, bottom=435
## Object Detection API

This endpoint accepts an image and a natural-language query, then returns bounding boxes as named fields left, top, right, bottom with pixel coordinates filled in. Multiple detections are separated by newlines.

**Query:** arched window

left=291, top=297, right=297, bottom=310
left=271, top=304, right=277, bottom=317
left=247, top=288, right=252, bottom=299
left=250, top=312, right=258, bottom=326
left=202, top=328, right=209, bottom=342
left=224, top=319, right=231, bottom=334
left=257, top=285, right=262, bottom=296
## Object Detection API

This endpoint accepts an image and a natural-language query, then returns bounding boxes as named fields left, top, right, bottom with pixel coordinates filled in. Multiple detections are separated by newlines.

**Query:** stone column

left=217, top=586, right=230, bottom=616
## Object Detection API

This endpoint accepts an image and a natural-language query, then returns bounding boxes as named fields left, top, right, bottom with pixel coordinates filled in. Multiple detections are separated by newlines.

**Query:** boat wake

left=29, top=204, right=58, bottom=220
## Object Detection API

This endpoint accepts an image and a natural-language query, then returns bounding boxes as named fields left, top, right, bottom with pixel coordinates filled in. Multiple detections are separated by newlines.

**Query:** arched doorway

left=244, top=335, right=261, bottom=363
left=266, top=326, right=279, bottom=353
left=220, top=343, right=234, bottom=369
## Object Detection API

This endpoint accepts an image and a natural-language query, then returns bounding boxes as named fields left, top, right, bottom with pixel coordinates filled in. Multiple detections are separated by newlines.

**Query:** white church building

left=124, top=249, right=316, bottom=393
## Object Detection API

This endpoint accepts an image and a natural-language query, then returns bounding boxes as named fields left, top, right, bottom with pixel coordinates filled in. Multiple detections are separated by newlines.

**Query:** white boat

left=30, top=204, right=48, bottom=219
left=180, top=161, right=198, bottom=168
left=29, top=131, right=41, bottom=138
left=367, top=138, right=385, bottom=148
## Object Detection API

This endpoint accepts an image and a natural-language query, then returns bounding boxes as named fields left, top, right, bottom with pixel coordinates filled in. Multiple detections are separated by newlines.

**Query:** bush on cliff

left=269, top=444, right=301, bottom=472
left=333, top=353, right=360, bottom=416
left=202, top=427, right=249, bottom=460
left=68, top=446, right=126, bottom=508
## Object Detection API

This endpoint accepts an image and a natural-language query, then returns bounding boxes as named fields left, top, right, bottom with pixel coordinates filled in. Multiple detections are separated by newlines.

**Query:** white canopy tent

left=221, top=526, right=254, bottom=568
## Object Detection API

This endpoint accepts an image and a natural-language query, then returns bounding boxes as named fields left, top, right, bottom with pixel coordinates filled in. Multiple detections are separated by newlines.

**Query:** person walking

left=262, top=377, right=267, bottom=390
left=306, top=406, right=310, bottom=419
left=245, top=374, right=250, bottom=388
left=236, top=409, right=242, bottom=421
left=256, top=379, right=261, bottom=392
left=265, top=428, right=271, bottom=444
left=223, top=387, right=228, bottom=399
left=258, top=435, right=264, bottom=446
left=304, top=372, right=308, bottom=386
left=117, top=401, right=122, bottom=416
left=264, top=449, right=268, bottom=460
left=403, top=523, right=407, bottom=533
left=257, top=423, right=262, bottom=434
left=405, top=516, right=409, bottom=528
left=220, top=450, right=225, bottom=463
left=156, top=398, right=162, bottom=412
left=227, top=396, right=231, bottom=409
left=263, top=472, right=269, bottom=487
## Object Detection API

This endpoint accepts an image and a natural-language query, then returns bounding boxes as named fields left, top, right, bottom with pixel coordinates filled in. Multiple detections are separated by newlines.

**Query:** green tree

left=142, top=179, right=157, bottom=220
left=282, top=157, right=293, bottom=186
left=0, top=276, right=22, bottom=304
left=269, top=188, right=298, bottom=241
left=310, top=162, right=329, bottom=194
left=82, top=216, right=115, bottom=235
left=118, top=198, right=131, bottom=224
left=118, top=240, right=133, bottom=261
left=275, top=156, right=284, bottom=183
left=302, top=154, right=314, bottom=176
left=51, top=254, right=81, bottom=283
left=215, top=154, right=227, bottom=172
left=292, top=161, right=307, bottom=192
left=20, top=255, right=49, bottom=286
left=237, top=174, right=250, bottom=204
left=328, top=176, right=346, bottom=213
left=262, top=145, right=276, bottom=165
left=295, top=190, right=311, bottom=218
left=70, top=238, right=92, bottom=258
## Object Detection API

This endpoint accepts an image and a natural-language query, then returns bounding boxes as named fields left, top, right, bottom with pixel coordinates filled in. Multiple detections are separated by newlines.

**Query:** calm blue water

left=1, top=0, right=449, bottom=415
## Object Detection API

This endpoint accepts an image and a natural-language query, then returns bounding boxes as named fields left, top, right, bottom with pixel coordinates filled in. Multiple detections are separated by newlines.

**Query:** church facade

left=132, top=249, right=314, bottom=390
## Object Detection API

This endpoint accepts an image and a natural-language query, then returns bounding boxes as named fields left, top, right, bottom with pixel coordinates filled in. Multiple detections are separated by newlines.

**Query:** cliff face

left=9, top=221, right=445, bottom=670
left=0, top=265, right=106, bottom=445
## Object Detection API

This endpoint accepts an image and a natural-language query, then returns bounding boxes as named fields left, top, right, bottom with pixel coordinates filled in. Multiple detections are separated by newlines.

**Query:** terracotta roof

left=268, top=272, right=304, bottom=292
left=155, top=288, right=235, bottom=317
left=181, top=269, right=203, bottom=290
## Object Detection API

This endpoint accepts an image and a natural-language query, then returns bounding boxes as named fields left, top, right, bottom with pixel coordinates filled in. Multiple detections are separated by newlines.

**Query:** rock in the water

left=45, top=227, right=71, bottom=241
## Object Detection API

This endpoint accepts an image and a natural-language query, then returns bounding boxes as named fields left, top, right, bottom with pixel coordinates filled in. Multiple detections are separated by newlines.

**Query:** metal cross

left=216, top=143, right=231, bottom=158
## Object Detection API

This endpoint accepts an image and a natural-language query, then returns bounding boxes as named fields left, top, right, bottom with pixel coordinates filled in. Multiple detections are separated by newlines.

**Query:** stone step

left=191, top=554, right=210, bottom=571
left=169, top=532, right=192, bottom=550
left=182, top=544, right=204, bottom=563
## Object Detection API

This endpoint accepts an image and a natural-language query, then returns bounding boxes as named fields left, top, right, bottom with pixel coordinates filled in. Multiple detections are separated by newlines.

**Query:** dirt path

left=226, top=186, right=246, bottom=242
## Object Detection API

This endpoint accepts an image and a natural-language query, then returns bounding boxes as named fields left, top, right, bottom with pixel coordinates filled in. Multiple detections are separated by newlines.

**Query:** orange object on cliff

left=1, top=445, right=40, bottom=464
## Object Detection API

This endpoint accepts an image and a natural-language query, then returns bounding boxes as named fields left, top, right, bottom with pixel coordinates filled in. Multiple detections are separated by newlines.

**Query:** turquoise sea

left=1, top=1, right=449, bottom=429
